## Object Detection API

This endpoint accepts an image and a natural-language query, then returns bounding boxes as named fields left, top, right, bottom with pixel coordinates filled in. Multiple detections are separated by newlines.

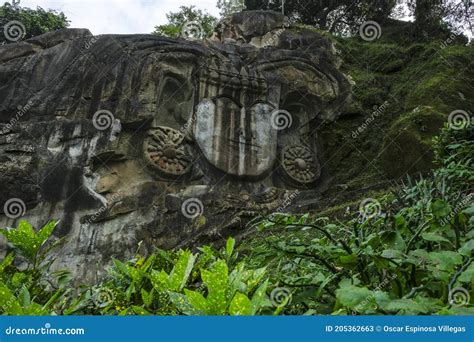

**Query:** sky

left=20, top=0, right=221, bottom=35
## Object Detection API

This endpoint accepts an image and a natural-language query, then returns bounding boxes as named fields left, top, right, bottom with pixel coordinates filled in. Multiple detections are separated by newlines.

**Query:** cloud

left=19, top=0, right=220, bottom=35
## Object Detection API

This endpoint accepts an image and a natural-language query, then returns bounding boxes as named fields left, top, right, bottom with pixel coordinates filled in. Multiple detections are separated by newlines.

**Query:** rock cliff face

left=0, top=11, right=352, bottom=282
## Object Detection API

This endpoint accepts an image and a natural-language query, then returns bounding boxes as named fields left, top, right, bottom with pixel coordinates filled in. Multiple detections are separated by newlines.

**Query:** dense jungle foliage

left=1, top=120, right=472, bottom=315
left=0, top=0, right=472, bottom=317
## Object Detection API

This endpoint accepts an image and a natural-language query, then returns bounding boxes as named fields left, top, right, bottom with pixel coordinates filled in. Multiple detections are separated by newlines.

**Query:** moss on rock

left=380, top=106, right=446, bottom=178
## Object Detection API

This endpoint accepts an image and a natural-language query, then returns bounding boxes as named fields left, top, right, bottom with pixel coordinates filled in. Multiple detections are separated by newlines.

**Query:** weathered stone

left=0, top=11, right=352, bottom=282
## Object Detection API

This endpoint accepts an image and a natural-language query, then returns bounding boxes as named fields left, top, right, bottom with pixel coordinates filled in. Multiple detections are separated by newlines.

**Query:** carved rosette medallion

left=143, top=126, right=191, bottom=178
left=281, top=145, right=320, bottom=185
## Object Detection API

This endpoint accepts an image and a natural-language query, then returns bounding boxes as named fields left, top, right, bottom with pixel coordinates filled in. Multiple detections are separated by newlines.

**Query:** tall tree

left=407, top=0, right=473, bottom=38
left=217, top=0, right=247, bottom=17
left=244, top=0, right=399, bottom=34
left=0, top=2, right=69, bottom=44
left=152, top=5, right=217, bottom=39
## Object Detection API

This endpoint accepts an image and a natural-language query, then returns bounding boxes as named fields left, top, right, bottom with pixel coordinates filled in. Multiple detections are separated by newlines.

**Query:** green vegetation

left=0, top=3, right=69, bottom=44
left=1, top=122, right=472, bottom=315
left=152, top=5, right=217, bottom=39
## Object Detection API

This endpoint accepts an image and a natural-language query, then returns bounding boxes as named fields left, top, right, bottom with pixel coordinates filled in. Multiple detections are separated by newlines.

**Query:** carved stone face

left=0, top=15, right=353, bottom=282
left=194, top=98, right=277, bottom=177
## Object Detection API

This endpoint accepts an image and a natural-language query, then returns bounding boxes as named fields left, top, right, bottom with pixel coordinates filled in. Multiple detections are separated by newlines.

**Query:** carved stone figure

left=0, top=11, right=352, bottom=282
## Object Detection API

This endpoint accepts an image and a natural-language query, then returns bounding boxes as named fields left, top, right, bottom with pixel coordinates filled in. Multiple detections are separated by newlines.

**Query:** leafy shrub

left=242, top=123, right=473, bottom=315
left=0, top=124, right=472, bottom=316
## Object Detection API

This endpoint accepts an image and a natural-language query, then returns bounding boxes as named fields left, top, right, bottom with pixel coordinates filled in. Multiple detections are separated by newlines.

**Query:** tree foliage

left=217, top=0, right=247, bottom=17
left=245, top=0, right=472, bottom=38
left=152, top=5, right=217, bottom=39
left=0, top=3, right=69, bottom=44
left=245, top=0, right=399, bottom=34
left=0, top=121, right=472, bottom=315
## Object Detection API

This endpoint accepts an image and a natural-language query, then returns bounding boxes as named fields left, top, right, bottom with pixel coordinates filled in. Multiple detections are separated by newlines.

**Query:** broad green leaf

left=185, top=289, right=208, bottom=313
left=113, top=259, right=131, bottom=278
left=458, top=240, right=474, bottom=257
left=421, top=232, right=450, bottom=243
left=428, top=251, right=463, bottom=271
left=229, top=292, right=252, bottom=315
left=405, top=249, right=430, bottom=266
left=335, top=285, right=372, bottom=310
left=36, top=221, right=58, bottom=248
left=383, top=299, right=430, bottom=314
left=381, top=231, right=406, bottom=251
left=339, top=254, right=358, bottom=265
left=18, top=286, right=31, bottom=308
left=431, top=199, right=451, bottom=218
left=0, top=284, right=23, bottom=315
left=141, top=289, right=153, bottom=307
left=169, top=291, right=205, bottom=315
left=458, top=264, right=474, bottom=283
left=0, top=253, right=14, bottom=273
left=169, top=251, right=196, bottom=291
left=201, top=259, right=229, bottom=315
left=150, top=270, right=169, bottom=291
left=129, top=306, right=151, bottom=315
left=381, top=249, right=403, bottom=259
left=226, top=237, right=236, bottom=259
left=463, top=203, right=474, bottom=215
left=251, top=280, right=269, bottom=315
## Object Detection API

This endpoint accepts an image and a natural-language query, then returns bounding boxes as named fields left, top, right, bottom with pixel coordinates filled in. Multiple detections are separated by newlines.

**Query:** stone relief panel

left=0, top=12, right=353, bottom=282
left=143, top=126, right=192, bottom=179
left=193, top=98, right=277, bottom=177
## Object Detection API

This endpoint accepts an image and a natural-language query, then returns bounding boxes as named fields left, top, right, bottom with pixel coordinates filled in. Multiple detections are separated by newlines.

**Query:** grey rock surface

left=0, top=11, right=352, bottom=282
